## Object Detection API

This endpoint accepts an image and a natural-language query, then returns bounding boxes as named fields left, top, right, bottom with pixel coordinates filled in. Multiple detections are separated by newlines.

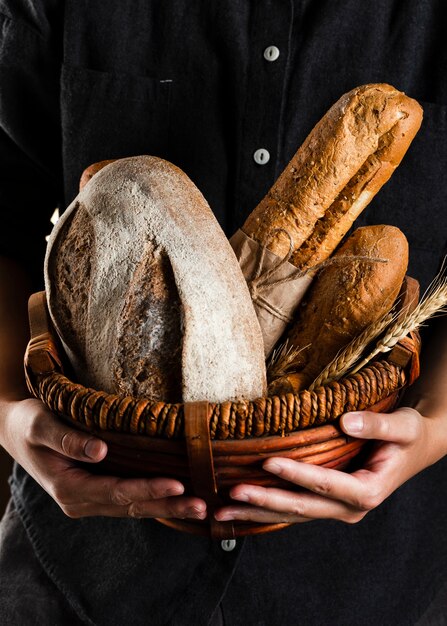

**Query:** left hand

left=214, top=407, right=447, bottom=525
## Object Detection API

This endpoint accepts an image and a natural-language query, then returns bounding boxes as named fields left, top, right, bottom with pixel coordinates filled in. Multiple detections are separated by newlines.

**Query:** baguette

left=268, top=225, right=409, bottom=394
left=45, top=156, right=267, bottom=403
left=242, top=83, right=422, bottom=270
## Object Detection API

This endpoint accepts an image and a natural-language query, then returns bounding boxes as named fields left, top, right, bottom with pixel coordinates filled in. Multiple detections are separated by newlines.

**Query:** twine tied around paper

left=247, top=228, right=388, bottom=324
left=248, top=229, right=298, bottom=298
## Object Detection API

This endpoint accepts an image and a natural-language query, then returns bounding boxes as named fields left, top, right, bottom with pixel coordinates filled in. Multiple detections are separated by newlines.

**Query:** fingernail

left=263, top=461, right=282, bottom=475
left=165, top=487, right=184, bottom=497
left=343, top=412, right=364, bottom=434
left=231, top=491, right=249, bottom=502
left=215, top=511, right=234, bottom=521
left=84, top=439, right=104, bottom=459
left=186, top=506, right=206, bottom=520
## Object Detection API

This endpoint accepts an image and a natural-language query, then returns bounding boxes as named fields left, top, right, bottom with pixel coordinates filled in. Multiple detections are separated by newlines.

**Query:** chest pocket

left=60, top=64, right=173, bottom=203
left=356, top=101, right=447, bottom=292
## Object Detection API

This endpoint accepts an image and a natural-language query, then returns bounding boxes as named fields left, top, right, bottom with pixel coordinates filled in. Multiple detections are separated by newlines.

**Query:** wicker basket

left=24, top=284, right=420, bottom=539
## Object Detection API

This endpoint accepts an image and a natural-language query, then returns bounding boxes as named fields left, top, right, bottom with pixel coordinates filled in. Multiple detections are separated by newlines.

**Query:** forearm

left=0, top=257, right=33, bottom=404
left=403, top=319, right=447, bottom=420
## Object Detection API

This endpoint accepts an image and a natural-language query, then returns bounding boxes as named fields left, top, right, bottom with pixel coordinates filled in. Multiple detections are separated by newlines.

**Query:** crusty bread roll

left=243, top=84, right=422, bottom=270
left=79, top=159, right=116, bottom=191
left=268, top=224, right=409, bottom=394
left=45, top=156, right=267, bottom=403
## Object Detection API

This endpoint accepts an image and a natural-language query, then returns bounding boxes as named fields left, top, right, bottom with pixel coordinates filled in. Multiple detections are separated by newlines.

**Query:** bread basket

left=24, top=280, right=420, bottom=540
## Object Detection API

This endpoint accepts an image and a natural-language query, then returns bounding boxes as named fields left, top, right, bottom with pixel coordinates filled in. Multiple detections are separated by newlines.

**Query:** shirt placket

left=235, top=0, right=294, bottom=226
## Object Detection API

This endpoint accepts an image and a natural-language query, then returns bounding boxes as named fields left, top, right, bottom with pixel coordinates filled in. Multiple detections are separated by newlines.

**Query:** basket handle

left=24, top=291, right=63, bottom=395
left=184, top=401, right=235, bottom=540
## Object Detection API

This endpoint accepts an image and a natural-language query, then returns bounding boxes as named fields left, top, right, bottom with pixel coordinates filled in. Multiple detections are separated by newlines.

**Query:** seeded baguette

left=242, top=84, right=422, bottom=270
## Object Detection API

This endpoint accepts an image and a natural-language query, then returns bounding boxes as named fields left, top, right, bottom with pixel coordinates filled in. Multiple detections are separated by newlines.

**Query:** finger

left=60, top=495, right=208, bottom=520
left=57, top=469, right=187, bottom=506
left=340, top=407, right=422, bottom=445
left=27, top=407, right=108, bottom=462
left=215, top=502, right=309, bottom=524
left=261, top=457, right=374, bottom=508
left=48, top=467, right=207, bottom=519
left=215, top=485, right=362, bottom=523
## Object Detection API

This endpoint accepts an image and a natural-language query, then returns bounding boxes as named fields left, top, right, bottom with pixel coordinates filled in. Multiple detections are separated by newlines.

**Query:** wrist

left=406, top=402, right=447, bottom=464
left=403, top=387, right=447, bottom=420
left=0, top=395, right=32, bottom=450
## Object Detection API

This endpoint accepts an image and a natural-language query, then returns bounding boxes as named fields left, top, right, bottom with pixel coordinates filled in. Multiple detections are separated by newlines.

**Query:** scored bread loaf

left=242, top=83, right=422, bottom=270
left=268, top=224, right=409, bottom=394
left=45, top=155, right=267, bottom=403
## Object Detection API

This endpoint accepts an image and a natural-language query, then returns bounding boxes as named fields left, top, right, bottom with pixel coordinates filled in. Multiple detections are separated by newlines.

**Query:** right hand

left=1, top=397, right=207, bottom=520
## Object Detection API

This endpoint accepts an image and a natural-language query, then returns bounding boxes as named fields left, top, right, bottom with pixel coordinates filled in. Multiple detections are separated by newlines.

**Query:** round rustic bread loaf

left=44, top=156, right=267, bottom=403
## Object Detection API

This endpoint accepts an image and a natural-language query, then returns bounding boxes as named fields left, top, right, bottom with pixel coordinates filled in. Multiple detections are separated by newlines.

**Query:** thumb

left=29, top=403, right=108, bottom=462
left=340, top=407, right=421, bottom=445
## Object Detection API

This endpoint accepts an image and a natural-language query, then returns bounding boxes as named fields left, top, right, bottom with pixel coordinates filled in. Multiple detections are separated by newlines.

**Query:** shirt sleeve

left=0, top=3, right=62, bottom=288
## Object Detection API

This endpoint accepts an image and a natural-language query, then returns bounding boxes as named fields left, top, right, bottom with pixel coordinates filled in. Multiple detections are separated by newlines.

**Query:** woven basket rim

left=29, top=350, right=413, bottom=440
left=25, top=290, right=420, bottom=441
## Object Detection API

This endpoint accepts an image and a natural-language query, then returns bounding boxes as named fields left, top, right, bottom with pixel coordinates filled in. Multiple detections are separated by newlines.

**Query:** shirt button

left=253, top=148, right=271, bottom=165
left=263, top=45, right=280, bottom=62
left=221, top=539, right=237, bottom=552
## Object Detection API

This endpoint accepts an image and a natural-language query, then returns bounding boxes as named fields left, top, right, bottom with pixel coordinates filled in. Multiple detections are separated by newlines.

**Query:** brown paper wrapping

left=230, top=229, right=313, bottom=357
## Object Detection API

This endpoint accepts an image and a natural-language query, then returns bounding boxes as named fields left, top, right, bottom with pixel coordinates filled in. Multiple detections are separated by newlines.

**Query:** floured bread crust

left=45, top=156, right=267, bottom=403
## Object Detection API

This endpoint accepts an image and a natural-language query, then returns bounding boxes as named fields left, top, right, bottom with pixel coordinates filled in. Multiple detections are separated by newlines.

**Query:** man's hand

left=1, top=397, right=207, bottom=520
left=214, top=407, right=447, bottom=524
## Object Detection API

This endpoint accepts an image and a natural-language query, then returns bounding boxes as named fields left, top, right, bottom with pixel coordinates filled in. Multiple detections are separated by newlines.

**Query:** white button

left=253, top=148, right=270, bottom=165
left=264, top=46, right=280, bottom=62
left=221, top=539, right=237, bottom=552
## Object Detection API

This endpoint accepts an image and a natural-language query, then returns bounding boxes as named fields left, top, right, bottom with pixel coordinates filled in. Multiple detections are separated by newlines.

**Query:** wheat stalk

left=308, top=312, right=395, bottom=390
left=307, top=261, right=447, bottom=390
left=349, top=279, right=447, bottom=375
left=267, top=339, right=310, bottom=381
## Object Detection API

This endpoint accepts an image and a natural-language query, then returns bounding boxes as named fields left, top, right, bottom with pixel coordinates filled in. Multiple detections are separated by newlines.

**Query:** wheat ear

left=308, top=312, right=394, bottom=390
left=267, top=339, right=310, bottom=381
left=349, top=279, right=447, bottom=375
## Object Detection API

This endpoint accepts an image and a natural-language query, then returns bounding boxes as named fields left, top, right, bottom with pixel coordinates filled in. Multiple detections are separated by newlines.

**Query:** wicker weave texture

left=37, top=360, right=406, bottom=440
